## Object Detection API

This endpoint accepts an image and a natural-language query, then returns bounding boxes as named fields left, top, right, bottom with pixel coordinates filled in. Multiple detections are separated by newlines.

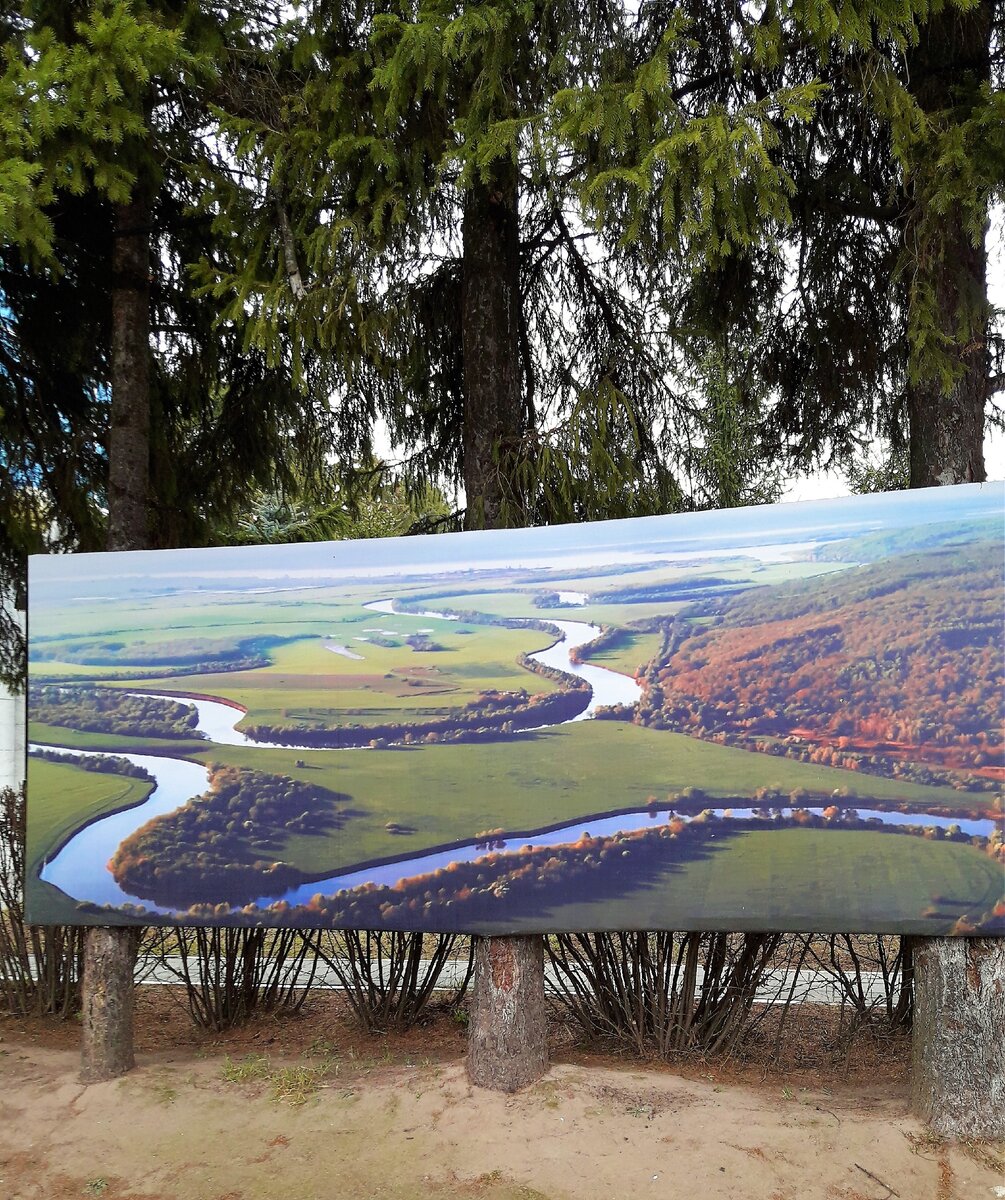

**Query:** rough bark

left=461, top=160, right=524, bottom=531
left=911, top=938, right=1005, bottom=1138
left=80, top=196, right=151, bottom=1083
left=107, top=197, right=152, bottom=550
left=467, top=934, right=548, bottom=1092
left=902, top=8, right=1003, bottom=1134
left=460, top=160, right=547, bottom=1089
left=80, top=926, right=140, bottom=1083
left=904, top=3, right=990, bottom=488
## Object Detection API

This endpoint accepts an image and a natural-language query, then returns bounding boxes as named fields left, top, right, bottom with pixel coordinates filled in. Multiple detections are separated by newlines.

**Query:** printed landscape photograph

left=25, top=483, right=1005, bottom=936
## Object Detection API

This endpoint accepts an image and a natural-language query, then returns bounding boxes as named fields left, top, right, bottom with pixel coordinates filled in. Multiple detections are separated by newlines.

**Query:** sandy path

left=1, top=1043, right=1001, bottom=1200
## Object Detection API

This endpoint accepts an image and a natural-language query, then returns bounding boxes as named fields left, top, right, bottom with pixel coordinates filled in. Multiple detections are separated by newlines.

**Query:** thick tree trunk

left=80, top=927, right=140, bottom=1083
left=461, top=160, right=524, bottom=532
left=80, top=196, right=150, bottom=1083
left=107, top=198, right=152, bottom=549
left=902, top=7, right=1002, bottom=1138
left=904, top=3, right=990, bottom=488
left=460, top=160, right=546, bottom=1089
left=467, top=934, right=548, bottom=1092
left=912, top=938, right=1005, bottom=1138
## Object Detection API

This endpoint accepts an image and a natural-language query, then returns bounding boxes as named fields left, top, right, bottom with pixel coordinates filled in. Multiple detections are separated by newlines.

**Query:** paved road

left=133, top=956, right=896, bottom=1006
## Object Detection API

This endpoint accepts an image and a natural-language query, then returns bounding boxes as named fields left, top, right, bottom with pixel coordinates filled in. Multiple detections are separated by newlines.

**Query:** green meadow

left=496, top=828, right=1004, bottom=935
left=172, top=720, right=983, bottom=880
left=580, top=629, right=664, bottom=676
left=100, top=621, right=560, bottom=731
left=26, top=758, right=153, bottom=881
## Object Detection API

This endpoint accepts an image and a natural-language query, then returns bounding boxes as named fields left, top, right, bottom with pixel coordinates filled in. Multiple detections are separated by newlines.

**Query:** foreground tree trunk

left=461, top=161, right=546, bottom=1090
left=461, top=160, right=524, bottom=532
left=106, top=198, right=152, bottom=548
left=467, top=935, right=548, bottom=1092
left=80, top=195, right=151, bottom=1083
left=912, top=939, right=1005, bottom=1138
left=904, top=3, right=990, bottom=488
left=902, top=5, right=1003, bottom=1139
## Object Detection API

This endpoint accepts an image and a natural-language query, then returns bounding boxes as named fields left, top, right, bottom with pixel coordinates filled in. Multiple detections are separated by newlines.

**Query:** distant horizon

left=29, top=481, right=1004, bottom=597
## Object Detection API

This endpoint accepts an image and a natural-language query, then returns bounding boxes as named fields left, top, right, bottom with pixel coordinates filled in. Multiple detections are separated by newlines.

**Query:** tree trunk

left=904, top=2, right=990, bottom=489
left=912, top=938, right=1005, bottom=1138
left=467, top=934, right=548, bottom=1092
left=460, top=159, right=546, bottom=1089
left=461, top=160, right=524, bottom=532
left=80, top=926, right=140, bottom=1083
left=80, top=196, right=151, bottom=1083
left=107, top=198, right=152, bottom=549
left=902, top=6, right=1003, bottom=1138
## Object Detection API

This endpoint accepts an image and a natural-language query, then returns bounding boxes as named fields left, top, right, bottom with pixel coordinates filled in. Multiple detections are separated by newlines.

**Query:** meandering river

left=32, top=599, right=999, bottom=916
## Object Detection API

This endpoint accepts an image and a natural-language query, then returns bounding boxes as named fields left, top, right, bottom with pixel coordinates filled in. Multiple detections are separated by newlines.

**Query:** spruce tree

left=198, top=1, right=802, bottom=532
left=0, top=0, right=350, bottom=1082
left=0, top=1, right=342, bottom=689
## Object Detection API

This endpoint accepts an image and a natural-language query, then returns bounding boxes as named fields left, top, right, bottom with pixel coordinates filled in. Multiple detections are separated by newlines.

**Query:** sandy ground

left=1, top=993, right=1002, bottom=1200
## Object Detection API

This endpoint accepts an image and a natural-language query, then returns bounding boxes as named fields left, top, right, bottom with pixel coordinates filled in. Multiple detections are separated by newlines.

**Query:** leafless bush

left=141, top=926, right=320, bottom=1030
left=547, top=930, right=806, bottom=1057
left=810, top=934, right=913, bottom=1030
left=308, top=930, right=474, bottom=1031
left=0, top=784, right=83, bottom=1017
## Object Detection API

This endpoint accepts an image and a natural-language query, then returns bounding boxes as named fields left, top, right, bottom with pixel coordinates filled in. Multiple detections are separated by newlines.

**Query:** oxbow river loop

left=32, top=599, right=1000, bottom=916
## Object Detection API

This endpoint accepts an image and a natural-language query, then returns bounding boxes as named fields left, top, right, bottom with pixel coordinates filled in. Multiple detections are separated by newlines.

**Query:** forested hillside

left=645, top=543, right=1004, bottom=781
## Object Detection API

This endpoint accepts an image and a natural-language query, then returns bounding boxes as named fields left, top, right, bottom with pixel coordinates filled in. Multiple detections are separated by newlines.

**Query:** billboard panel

left=25, top=484, right=1005, bottom=934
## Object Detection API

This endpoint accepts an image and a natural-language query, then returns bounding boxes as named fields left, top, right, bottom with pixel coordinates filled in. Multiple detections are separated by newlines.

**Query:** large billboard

left=25, top=484, right=1005, bottom=935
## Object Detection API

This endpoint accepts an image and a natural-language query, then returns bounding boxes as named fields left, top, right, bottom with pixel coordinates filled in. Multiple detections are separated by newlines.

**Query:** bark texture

left=80, top=926, right=140, bottom=1083
left=904, top=3, right=990, bottom=488
left=107, top=197, right=152, bottom=550
left=911, top=938, right=1005, bottom=1138
left=461, top=161, right=524, bottom=531
left=461, top=161, right=547, bottom=1089
left=467, top=934, right=548, bottom=1092
left=80, top=196, right=151, bottom=1083
left=904, top=11, right=1001, bottom=1132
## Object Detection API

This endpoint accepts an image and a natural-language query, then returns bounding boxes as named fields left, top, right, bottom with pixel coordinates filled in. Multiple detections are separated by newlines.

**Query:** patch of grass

left=220, top=1051, right=333, bottom=1106
left=221, top=1052, right=272, bottom=1084
left=149, top=1075, right=178, bottom=1105
left=625, top=1103, right=656, bottom=1119
left=270, top=1063, right=331, bottom=1106
left=82, top=1180, right=108, bottom=1196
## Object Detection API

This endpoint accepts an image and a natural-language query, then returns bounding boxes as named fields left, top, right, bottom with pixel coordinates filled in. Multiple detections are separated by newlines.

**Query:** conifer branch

left=271, top=189, right=308, bottom=301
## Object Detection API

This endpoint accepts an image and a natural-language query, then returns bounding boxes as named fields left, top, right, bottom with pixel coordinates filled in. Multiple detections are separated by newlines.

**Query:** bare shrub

left=308, top=930, right=474, bottom=1031
left=809, top=934, right=913, bottom=1030
left=0, top=783, right=83, bottom=1017
left=547, top=930, right=805, bottom=1057
left=141, top=926, right=320, bottom=1030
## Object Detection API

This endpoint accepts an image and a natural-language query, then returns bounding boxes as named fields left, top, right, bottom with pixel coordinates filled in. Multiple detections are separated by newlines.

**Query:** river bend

left=32, top=600, right=998, bottom=915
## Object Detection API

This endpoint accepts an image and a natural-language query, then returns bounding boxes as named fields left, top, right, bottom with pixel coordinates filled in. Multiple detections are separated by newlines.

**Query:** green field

left=403, top=588, right=691, bottom=627
left=25, top=758, right=153, bottom=880
left=581, top=629, right=664, bottom=676
left=27, top=722, right=208, bottom=756
left=100, top=621, right=561, bottom=731
left=156, top=721, right=986, bottom=881
left=496, top=828, right=1005, bottom=935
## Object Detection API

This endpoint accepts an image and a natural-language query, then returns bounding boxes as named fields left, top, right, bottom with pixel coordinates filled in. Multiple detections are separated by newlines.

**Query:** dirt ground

left=1, top=991, right=1002, bottom=1200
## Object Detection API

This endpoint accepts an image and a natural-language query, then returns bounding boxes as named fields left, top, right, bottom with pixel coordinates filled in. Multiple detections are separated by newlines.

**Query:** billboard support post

left=80, top=926, right=140, bottom=1083
left=467, top=934, right=548, bottom=1092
